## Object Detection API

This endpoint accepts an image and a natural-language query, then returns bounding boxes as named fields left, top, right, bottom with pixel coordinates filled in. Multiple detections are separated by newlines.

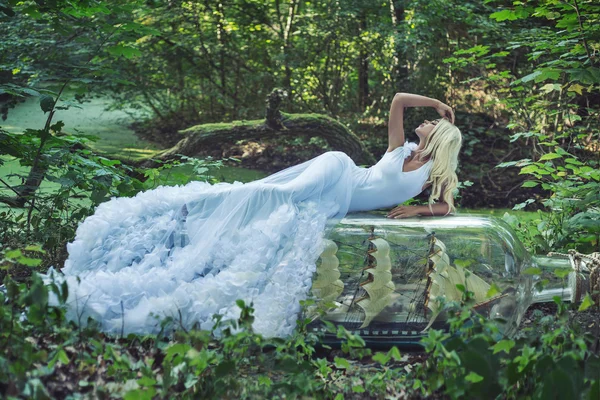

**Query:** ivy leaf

left=388, top=346, right=402, bottom=361
left=334, top=356, right=350, bottom=369
left=492, top=340, right=515, bottom=354
left=567, top=84, right=585, bottom=95
left=372, top=352, right=390, bottom=365
left=352, top=385, right=366, bottom=393
left=578, top=294, right=595, bottom=312
left=465, top=371, right=484, bottom=383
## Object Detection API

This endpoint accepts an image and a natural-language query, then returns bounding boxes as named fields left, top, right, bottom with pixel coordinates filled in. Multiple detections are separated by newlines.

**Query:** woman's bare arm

left=386, top=202, right=451, bottom=219
left=388, top=93, right=445, bottom=151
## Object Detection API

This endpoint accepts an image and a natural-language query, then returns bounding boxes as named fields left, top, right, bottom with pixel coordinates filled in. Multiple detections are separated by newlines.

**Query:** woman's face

left=415, top=118, right=441, bottom=138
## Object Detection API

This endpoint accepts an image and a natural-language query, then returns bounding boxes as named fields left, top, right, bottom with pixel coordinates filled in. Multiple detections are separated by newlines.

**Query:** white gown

left=44, top=142, right=432, bottom=337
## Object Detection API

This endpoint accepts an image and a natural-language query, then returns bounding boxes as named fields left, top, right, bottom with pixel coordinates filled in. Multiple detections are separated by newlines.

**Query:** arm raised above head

left=388, top=93, right=445, bottom=151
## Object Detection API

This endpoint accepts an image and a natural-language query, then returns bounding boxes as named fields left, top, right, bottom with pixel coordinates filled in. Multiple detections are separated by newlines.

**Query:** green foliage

left=3, top=264, right=598, bottom=399
left=414, top=299, right=599, bottom=399
left=0, top=268, right=406, bottom=398
left=445, top=0, right=600, bottom=253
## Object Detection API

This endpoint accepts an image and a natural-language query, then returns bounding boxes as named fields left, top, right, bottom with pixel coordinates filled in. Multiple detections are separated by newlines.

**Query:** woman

left=45, top=93, right=461, bottom=337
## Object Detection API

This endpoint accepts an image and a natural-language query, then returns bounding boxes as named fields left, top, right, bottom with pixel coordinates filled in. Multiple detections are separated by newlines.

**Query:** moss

left=180, top=119, right=266, bottom=135
left=179, top=113, right=346, bottom=136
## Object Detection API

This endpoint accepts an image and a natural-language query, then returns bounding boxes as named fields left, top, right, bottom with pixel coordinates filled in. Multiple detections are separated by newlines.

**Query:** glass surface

left=307, top=213, right=536, bottom=345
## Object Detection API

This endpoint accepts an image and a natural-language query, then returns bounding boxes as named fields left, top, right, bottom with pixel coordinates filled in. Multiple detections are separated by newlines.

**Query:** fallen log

left=141, top=89, right=376, bottom=168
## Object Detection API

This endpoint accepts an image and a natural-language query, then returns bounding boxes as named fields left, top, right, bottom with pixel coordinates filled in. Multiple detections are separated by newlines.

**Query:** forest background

left=0, top=0, right=599, bottom=398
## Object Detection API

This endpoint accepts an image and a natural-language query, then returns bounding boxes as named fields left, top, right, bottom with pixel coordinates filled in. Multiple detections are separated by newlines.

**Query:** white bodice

left=349, top=141, right=432, bottom=212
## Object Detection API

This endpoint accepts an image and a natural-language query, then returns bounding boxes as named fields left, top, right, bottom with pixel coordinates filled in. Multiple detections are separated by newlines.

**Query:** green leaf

left=40, top=95, right=54, bottom=113
left=522, top=69, right=561, bottom=83
left=57, top=349, right=69, bottom=365
left=454, top=259, right=473, bottom=268
left=567, top=84, right=585, bottom=95
left=4, top=249, right=21, bottom=259
left=100, top=159, right=121, bottom=167
left=137, top=376, right=156, bottom=387
left=521, top=181, right=539, bottom=188
left=566, top=68, right=600, bottom=85
left=578, top=294, right=595, bottom=312
left=489, top=9, right=528, bottom=21
left=352, top=385, right=365, bottom=393
left=541, top=83, right=561, bottom=93
left=23, top=244, right=45, bottom=253
left=334, top=356, right=350, bottom=369
left=492, top=340, right=515, bottom=354
left=257, top=376, right=272, bottom=387
left=553, top=268, right=571, bottom=279
left=465, top=371, right=484, bottom=383
left=17, top=256, right=42, bottom=267
left=522, top=267, right=542, bottom=275
left=521, top=71, right=542, bottom=83
left=372, top=352, right=389, bottom=365
left=388, top=346, right=402, bottom=361
left=486, top=283, right=501, bottom=298
left=165, top=343, right=191, bottom=362
left=539, top=153, right=562, bottom=161
left=520, top=165, right=540, bottom=175
left=107, top=45, right=142, bottom=59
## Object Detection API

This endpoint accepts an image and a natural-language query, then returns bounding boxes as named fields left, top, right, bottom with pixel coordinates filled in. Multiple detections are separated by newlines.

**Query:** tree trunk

left=358, top=11, right=369, bottom=111
left=389, top=0, right=408, bottom=85
left=216, top=1, right=227, bottom=116
left=282, top=0, right=298, bottom=110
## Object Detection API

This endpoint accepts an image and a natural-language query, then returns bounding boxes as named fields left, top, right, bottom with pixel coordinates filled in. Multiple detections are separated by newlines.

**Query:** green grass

left=1, top=94, right=160, bottom=161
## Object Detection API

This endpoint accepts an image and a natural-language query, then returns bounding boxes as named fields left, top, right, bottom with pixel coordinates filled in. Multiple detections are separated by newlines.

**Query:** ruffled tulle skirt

left=44, top=152, right=359, bottom=337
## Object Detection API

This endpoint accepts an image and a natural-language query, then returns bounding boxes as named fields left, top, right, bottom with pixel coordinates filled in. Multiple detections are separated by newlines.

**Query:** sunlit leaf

left=492, top=340, right=515, bottom=354
left=465, top=371, right=484, bottom=383
left=578, top=294, right=595, bottom=312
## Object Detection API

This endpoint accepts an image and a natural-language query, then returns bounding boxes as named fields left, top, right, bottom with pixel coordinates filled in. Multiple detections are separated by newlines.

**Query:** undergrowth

left=1, top=248, right=598, bottom=399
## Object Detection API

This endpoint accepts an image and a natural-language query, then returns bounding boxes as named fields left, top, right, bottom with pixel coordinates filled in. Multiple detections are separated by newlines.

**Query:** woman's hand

left=387, top=205, right=420, bottom=219
left=435, top=102, right=455, bottom=123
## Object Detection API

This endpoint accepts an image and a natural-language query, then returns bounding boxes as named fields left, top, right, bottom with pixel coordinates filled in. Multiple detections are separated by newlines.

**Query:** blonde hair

left=417, top=119, right=462, bottom=214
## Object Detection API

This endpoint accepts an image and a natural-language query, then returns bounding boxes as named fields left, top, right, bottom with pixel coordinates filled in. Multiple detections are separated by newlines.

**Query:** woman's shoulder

left=385, top=141, right=418, bottom=157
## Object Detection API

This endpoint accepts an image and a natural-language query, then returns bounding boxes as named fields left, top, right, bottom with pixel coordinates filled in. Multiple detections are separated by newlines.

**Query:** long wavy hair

left=417, top=119, right=462, bottom=214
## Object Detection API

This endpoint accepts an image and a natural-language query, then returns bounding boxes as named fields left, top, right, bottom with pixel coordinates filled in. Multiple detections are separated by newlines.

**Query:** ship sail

left=311, top=239, right=344, bottom=306
left=424, top=237, right=491, bottom=329
left=356, top=238, right=395, bottom=328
